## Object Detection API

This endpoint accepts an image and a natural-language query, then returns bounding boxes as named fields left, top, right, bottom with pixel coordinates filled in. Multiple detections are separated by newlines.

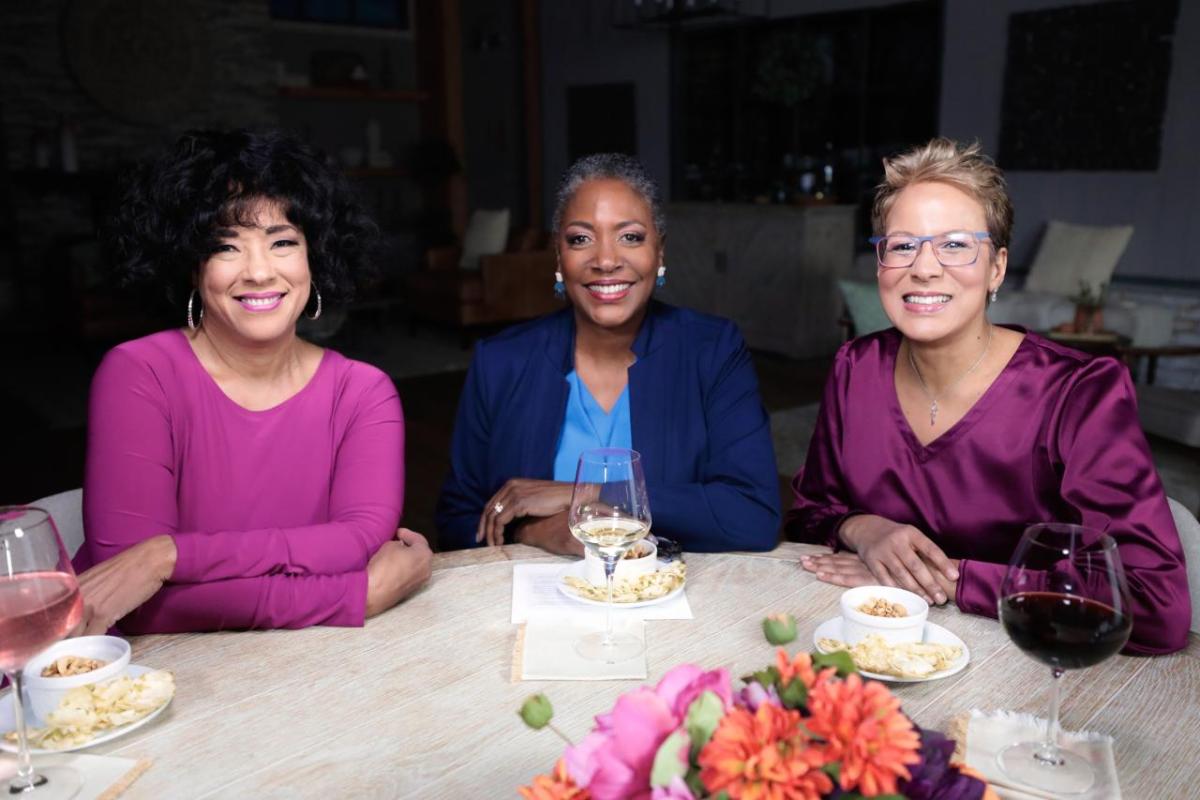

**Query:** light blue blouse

left=552, top=370, right=632, bottom=481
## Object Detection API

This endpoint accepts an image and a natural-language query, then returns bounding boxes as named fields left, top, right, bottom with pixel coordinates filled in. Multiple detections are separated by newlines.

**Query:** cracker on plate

left=563, top=561, right=686, bottom=603
left=817, top=634, right=962, bottom=679
left=7, top=670, right=175, bottom=751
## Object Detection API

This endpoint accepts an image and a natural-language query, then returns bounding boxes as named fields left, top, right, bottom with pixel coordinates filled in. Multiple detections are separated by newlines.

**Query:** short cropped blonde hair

left=871, top=137, right=1013, bottom=249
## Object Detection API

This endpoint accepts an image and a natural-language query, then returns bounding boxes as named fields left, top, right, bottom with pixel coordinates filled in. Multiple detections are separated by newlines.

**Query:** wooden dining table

left=79, top=543, right=1199, bottom=797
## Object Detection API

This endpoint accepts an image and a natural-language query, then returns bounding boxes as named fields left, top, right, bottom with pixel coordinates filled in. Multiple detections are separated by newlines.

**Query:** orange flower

left=805, top=673, right=921, bottom=797
left=773, top=649, right=833, bottom=691
left=518, top=759, right=590, bottom=800
left=698, top=704, right=834, bottom=800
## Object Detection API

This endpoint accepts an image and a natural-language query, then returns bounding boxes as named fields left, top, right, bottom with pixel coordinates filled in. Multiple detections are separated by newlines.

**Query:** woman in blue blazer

left=436, top=154, right=780, bottom=554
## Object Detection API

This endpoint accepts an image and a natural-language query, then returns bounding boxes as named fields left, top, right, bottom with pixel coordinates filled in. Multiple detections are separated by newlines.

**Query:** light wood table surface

left=90, top=544, right=1198, bottom=797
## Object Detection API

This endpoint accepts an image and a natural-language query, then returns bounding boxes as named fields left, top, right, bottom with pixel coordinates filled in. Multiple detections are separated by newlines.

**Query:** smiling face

left=877, top=181, right=1006, bottom=344
left=196, top=199, right=311, bottom=346
left=557, top=178, right=664, bottom=334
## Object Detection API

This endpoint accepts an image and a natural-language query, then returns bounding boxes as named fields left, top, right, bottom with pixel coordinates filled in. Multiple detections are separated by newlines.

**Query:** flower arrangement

left=518, top=641, right=995, bottom=800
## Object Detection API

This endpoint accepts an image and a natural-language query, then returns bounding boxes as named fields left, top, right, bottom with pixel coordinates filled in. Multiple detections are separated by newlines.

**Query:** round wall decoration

left=61, top=0, right=212, bottom=125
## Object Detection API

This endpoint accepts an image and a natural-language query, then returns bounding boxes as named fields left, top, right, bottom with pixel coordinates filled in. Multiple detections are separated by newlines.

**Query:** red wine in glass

left=1000, top=591, right=1132, bottom=671
left=0, top=507, right=85, bottom=799
left=997, top=523, right=1131, bottom=795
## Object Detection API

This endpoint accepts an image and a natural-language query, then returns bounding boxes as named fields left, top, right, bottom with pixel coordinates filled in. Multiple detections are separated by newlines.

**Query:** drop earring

left=989, top=288, right=998, bottom=304
left=553, top=271, right=565, bottom=298
left=656, top=265, right=666, bottom=288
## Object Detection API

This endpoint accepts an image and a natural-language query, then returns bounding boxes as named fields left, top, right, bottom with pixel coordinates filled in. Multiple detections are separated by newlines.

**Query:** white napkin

left=514, top=619, right=648, bottom=681
left=0, top=753, right=150, bottom=800
left=962, top=709, right=1120, bottom=800
left=511, top=563, right=692, bottom=623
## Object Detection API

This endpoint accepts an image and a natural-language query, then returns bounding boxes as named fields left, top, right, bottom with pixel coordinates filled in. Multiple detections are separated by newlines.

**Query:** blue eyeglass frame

left=868, top=230, right=992, bottom=268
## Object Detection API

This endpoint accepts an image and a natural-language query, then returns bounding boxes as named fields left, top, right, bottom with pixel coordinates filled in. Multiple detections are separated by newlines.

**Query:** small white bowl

left=839, top=586, right=928, bottom=646
left=23, top=636, right=132, bottom=723
left=583, top=540, right=658, bottom=586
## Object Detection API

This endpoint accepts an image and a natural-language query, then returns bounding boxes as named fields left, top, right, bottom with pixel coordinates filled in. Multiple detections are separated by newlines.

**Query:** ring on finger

left=493, top=502, right=504, bottom=514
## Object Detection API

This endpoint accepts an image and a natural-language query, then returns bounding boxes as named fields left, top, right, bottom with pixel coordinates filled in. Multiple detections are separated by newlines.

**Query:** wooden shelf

left=277, top=86, right=427, bottom=102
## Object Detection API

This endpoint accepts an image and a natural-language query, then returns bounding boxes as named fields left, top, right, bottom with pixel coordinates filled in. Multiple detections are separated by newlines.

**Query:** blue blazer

left=436, top=301, right=781, bottom=551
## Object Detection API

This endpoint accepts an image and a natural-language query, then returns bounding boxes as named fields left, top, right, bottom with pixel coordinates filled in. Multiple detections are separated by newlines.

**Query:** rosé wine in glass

left=0, top=507, right=84, bottom=799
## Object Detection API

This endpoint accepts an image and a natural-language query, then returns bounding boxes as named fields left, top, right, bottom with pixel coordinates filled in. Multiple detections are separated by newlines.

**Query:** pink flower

left=654, top=664, right=732, bottom=720
left=565, top=688, right=678, bottom=800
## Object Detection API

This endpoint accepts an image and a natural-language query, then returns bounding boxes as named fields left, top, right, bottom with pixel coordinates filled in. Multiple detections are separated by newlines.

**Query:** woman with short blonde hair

left=788, top=137, right=1189, bottom=654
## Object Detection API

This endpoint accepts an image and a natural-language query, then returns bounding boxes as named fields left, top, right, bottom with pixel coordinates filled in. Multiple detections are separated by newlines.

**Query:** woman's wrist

left=147, top=535, right=178, bottom=582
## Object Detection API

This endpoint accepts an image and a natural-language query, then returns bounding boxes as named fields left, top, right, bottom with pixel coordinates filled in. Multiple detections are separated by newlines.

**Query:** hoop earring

left=187, top=289, right=203, bottom=331
left=553, top=271, right=565, bottom=299
left=307, top=284, right=323, bottom=321
left=656, top=265, right=666, bottom=288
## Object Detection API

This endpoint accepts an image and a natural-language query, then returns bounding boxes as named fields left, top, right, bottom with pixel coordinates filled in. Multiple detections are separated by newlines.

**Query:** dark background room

left=1, top=0, right=1197, bottom=547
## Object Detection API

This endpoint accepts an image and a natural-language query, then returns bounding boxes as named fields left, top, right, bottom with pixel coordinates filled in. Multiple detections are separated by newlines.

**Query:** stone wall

left=0, top=0, right=277, bottom=324
left=0, top=1, right=277, bottom=172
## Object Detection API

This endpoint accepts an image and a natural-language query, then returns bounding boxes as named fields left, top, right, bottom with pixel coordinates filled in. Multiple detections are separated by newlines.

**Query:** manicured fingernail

left=935, top=593, right=946, bottom=604
left=949, top=569, right=959, bottom=580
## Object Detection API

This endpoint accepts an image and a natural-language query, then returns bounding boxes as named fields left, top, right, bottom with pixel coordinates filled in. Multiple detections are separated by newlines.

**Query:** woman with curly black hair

left=73, top=129, right=430, bottom=633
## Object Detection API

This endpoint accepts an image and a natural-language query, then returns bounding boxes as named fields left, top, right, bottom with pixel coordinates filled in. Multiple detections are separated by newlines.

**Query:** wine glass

left=0, top=507, right=84, bottom=799
left=997, top=523, right=1132, bottom=795
left=568, top=448, right=652, bottom=663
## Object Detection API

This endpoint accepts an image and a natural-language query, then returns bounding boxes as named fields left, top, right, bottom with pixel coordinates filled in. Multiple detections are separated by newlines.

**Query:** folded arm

left=956, top=359, right=1191, bottom=655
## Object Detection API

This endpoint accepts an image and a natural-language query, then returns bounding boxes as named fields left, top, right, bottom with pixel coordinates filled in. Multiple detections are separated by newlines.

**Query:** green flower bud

left=762, top=612, right=797, bottom=645
left=518, top=693, right=554, bottom=729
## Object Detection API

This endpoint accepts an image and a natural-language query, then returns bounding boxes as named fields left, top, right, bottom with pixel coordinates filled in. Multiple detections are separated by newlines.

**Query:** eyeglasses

left=869, top=230, right=992, bottom=269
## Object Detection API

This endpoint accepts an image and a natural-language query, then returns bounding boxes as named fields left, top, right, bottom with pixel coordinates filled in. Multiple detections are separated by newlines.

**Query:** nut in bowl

left=839, top=585, right=928, bottom=646
left=22, top=636, right=132, bottom=725
left=583, top=539, right=657, bottom=586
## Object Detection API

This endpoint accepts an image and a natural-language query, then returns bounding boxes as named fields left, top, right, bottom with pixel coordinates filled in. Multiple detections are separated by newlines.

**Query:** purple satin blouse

left=787, top=328, right=1190, bottom=654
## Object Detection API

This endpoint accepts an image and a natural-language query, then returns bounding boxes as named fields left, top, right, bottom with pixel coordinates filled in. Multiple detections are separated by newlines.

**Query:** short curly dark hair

left=107, top=129, right=378, bottom=306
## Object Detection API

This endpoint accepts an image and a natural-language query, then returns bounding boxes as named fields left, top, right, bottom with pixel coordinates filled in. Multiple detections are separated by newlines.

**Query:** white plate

left=812, top=617, right=970, bottom=683
left=556, top=561, right=685, bottom=609
left=0, top=664, right=172, bottom=754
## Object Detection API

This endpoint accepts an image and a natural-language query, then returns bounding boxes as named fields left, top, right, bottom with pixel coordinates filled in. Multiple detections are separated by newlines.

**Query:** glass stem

left=603, top=555, right=617, bottom=647
left=7, top=670, right=40, bottom=792
left=1035, top=667, right=1066, bottom=766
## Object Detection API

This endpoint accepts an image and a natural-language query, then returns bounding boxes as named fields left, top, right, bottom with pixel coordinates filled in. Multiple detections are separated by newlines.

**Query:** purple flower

left=898, top=729, right=989, bottom=800
left=737, top=681, right=782, bottom=712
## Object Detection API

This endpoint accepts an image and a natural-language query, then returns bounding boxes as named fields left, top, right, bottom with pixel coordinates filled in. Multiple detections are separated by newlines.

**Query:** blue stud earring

left=553, top=271, right=565, bottom=298
left=656, top=265, right=666, bottom=288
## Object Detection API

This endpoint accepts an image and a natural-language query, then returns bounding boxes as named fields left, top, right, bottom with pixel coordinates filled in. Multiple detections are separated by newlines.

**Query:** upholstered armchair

left=405, top=226, right=562, bottom=329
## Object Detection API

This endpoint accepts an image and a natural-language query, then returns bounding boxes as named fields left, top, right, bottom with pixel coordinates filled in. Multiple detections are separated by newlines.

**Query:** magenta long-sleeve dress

left=75, top=330, right=404, bottom=633
left=787, top=328, right=1190, bottom=654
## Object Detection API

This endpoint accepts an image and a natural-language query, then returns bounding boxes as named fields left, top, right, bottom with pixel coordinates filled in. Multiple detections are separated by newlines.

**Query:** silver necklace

left=907, top=325, right=994, bottom=427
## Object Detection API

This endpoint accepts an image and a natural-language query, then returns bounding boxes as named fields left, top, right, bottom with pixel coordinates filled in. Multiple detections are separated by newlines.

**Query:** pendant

left=929, top=400, right=938, bottom=427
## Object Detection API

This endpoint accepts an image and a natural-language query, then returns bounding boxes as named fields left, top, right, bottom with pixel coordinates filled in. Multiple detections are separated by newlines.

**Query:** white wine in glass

left=569, top=448, right=651, bottom=663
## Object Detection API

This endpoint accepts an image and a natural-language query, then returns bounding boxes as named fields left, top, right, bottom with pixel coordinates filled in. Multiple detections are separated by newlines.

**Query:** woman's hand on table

left=811, top=515, right=959, bottom=604
left=365, top=528, right=433, bottom=618
left=75, top=535, right=177, bottom=634
left=801, top=550, right=961, bottom=606
left=477, top=479, right=575, bottom=546
left=513, top=512, right=585, bottom=557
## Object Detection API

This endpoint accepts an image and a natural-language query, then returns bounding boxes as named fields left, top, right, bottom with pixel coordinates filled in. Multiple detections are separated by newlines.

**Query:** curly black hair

left=107, top=129, right=378, bottom=307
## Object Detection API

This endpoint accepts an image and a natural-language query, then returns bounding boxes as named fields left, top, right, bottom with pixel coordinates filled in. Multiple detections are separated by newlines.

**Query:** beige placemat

left=0, top=754, right=150, bottom=800
left=513, top=620, right=647, bottom=681
left=951, top=710, right=1120, bottom=800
